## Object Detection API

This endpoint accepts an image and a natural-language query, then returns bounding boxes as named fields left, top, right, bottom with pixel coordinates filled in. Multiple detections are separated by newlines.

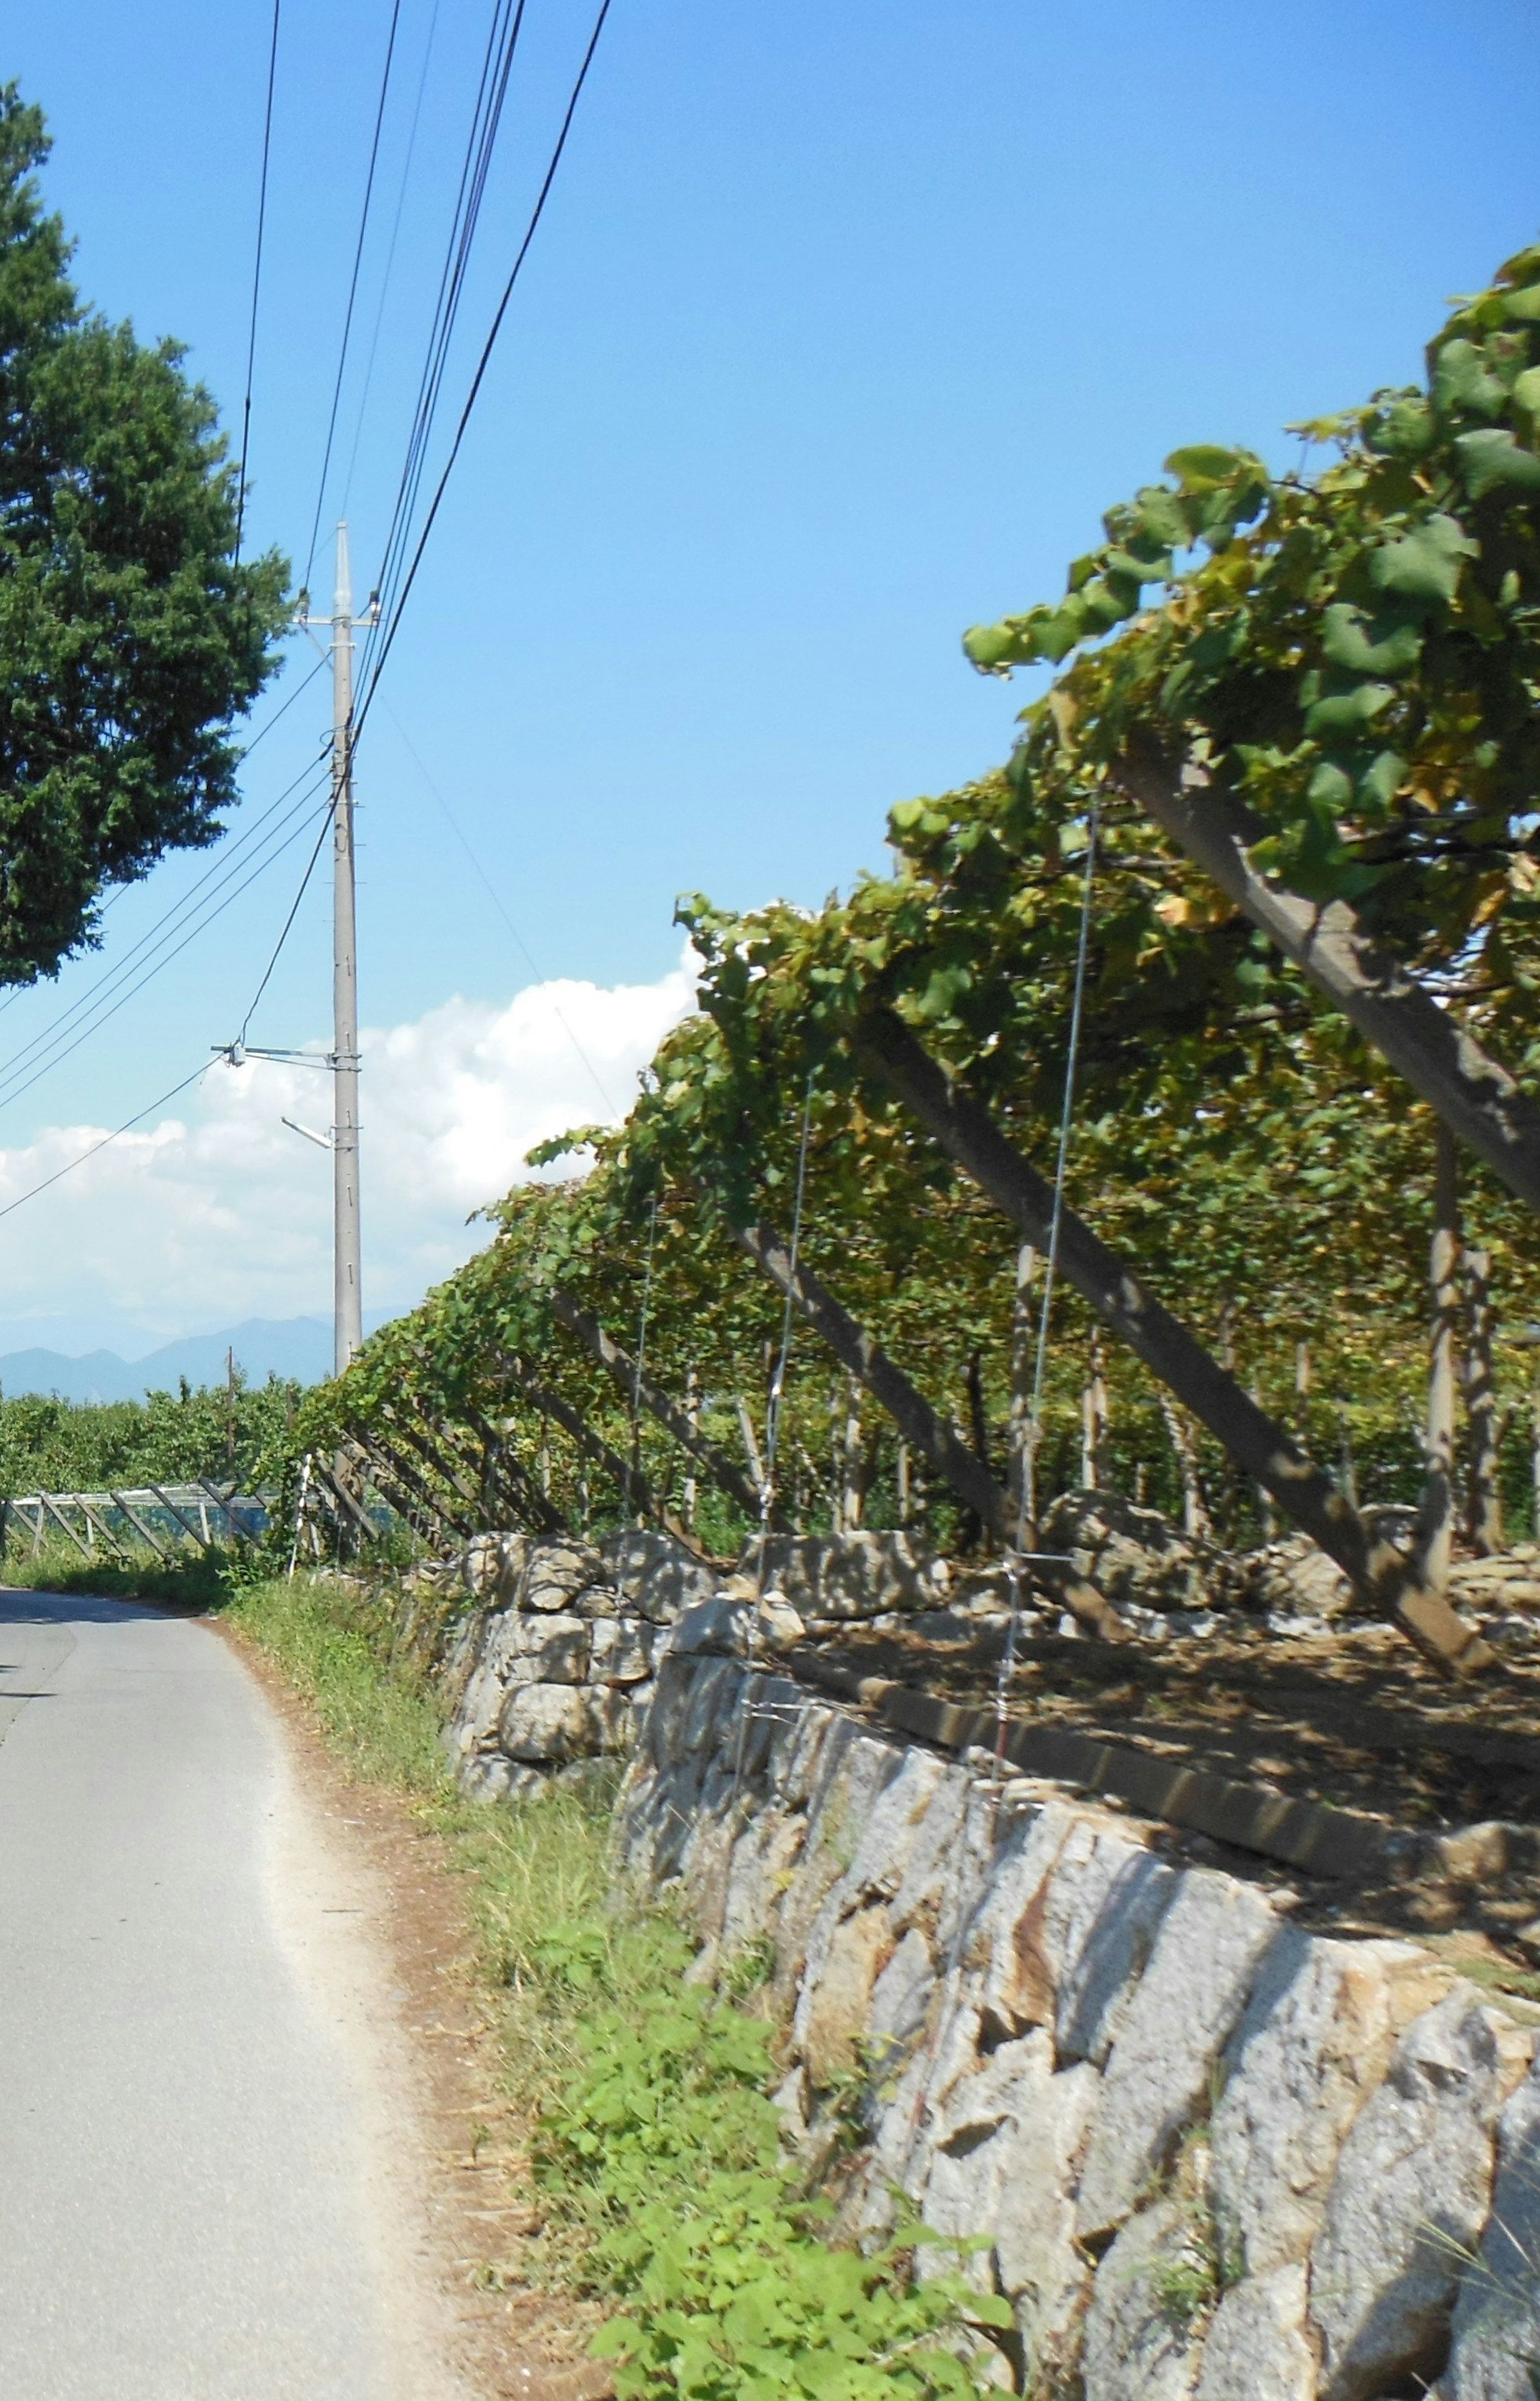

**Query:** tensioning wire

left=762, top=1072, right=815, bottom=1513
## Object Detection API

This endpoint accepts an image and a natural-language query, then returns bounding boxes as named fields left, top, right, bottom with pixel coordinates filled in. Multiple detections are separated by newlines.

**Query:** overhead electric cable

left=357, top=0, right=529, bottom=684
left=340, top=0, right=444, bottom=516
left=0, top=783, right=334, bottom=1117
left=0, top=745, right=331, bottom=1106
left=0, top=1063, right=210, bottom=1225
left=300, top=0, right=406, bottom=595
left=235, top=0, right=283, bottom=564
left=0, top=655, right=325, bottom=1040
left=355, top=0, right=613, bottom=733
left=238, top=797, right=338, bottom=1048
left=379, top=698, right=618, bottom=1113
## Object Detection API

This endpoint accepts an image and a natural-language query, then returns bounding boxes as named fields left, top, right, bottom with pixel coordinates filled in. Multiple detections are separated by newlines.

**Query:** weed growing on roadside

left=8, top=1531, right=234, bottom=1611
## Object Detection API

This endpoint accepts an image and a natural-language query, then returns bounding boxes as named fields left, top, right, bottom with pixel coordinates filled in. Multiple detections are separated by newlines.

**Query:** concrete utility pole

left=329, top=523, right=363, bottom=1377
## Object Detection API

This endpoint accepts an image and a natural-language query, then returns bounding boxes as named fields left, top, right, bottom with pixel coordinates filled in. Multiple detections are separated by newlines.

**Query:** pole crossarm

left=1110, top=750, right=1540, bottom=1220
left=728, top=1215, right=1126, bottom=1642
left=856, top=1004, right=1495, bottom=1676
left=545, top=1288, right=780, bottom=1529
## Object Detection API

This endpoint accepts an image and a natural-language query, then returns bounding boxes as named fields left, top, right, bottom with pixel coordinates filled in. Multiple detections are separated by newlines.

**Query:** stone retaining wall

left=618, top=1649, right=1540, bottom=2400
left=420, top=1524, right=1540, bottom=2397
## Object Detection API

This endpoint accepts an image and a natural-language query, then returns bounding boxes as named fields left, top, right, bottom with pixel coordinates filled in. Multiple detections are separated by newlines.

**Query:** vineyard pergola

left=291, top=241, right=1540, bottom=1687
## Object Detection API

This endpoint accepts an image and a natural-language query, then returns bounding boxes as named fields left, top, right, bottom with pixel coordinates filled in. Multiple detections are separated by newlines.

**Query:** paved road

left=0, top=1588, right=466, bottom=2401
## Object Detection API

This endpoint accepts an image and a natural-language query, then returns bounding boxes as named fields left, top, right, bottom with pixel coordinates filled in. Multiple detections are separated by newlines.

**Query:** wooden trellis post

left=856, top=1004, right=1493, bottom=1675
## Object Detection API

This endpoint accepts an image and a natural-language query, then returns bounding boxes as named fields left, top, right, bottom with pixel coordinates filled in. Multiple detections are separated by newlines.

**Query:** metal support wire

left=1019, top=789, right=1102, bottom=1549
left=762, top=1073, right=815, bottom=1521
left=997, top=790, right=1103, bottom=1762
left=624, top=1194, right=660, bottom=1522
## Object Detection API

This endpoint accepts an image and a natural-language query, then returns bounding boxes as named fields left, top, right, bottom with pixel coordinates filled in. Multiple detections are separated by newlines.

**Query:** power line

left=0, top=758, right=331, bottom=1114
left=0, top=781, right=334, bottom=1119
left=239, top=797, right=338, bottom=1048
left=339, top=0, right=444, bottom=518
left=301, top=0, right=406, bottom=596
left=0, top=654, right=324, bottom=1042
left=355, top=0, right=613, bottom=735
left=356, top=0, right=531, bottom=689
left=235, top=0, right=283, bottom=566
left=379, top=697, right=618, bottom=1113
left=0, top=1063, right=210, bottom=1226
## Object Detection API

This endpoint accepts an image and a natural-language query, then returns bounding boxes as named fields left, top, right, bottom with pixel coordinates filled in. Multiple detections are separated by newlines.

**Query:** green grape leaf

left=1455, top=428, right=1540, bottom=501
left=1368, top=513, right=1475, bottom=606
left=1319, top=605, right=1422, bottom=677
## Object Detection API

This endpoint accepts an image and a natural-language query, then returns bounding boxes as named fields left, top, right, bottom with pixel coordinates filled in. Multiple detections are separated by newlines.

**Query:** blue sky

left=0, top=0, right=1537, bottom=1352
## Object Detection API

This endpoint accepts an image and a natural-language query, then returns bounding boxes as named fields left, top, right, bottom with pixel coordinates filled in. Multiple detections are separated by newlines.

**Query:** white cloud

left=0, top=951, right=697, bottom=1344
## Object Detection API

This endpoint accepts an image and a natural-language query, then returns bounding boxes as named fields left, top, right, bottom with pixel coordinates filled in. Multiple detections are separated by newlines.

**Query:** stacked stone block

left=618, top=1645, right=1540, bottom=2400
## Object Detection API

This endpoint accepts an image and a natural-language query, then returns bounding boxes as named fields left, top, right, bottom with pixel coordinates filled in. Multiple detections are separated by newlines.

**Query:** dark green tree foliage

left=0, top=87, right=289, bottom=980
left=0, top=1375, right=298, bottom=1499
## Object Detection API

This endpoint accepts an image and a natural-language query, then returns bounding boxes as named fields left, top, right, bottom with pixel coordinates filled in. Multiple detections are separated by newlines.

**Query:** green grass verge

left=4, top=1529, right=233, bottom=1610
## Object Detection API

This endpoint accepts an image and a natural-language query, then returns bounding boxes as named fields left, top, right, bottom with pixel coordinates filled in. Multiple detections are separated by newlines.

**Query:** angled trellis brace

left=77, top=1498, right=132, bottom=1561
left=395, top=1342, right=566, bottom=1536
left=729, top=1218, right=1127, bottom=1643
left=495, top=1352, right=709, bottom=1557
left=856, top=1004, right=1494, bottom=1676
left=546, top=1288, right=782, bottom=1529
left=381, top=1409, right=492, bottom=1525
left=148, top=1484, right=212, bottom=1552
left=1111, top=752, right=1540, bottom=1220
left=309, top=1455, right=377, bottom=1541
left=39, top=1493, right=93, bottom=1559
left=340, top=1438, right=436, bottom=1544
left=109, top=1492, right=172, bottom=1561
left=349, top=1425, right=474, bottom=1541
left=459, top=1403, right=568, bottom=1539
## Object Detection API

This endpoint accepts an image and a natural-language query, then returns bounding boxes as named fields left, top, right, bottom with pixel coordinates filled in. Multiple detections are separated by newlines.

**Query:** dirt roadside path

left=221, top=1620, right=613, bottom=2401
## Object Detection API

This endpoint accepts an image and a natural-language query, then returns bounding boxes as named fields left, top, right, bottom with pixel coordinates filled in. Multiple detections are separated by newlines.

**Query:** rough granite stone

left=516, top=1540, right=605, bottom=1612
left=1078, top=1868, right=1278, bottom=2238
left=919, top=2035, right=1052, bottom=2294
left=995, top=2059, right=1101, bottom=2388
left=587, top=1615, right=658, bottom=1685
left=1083, top=2195, right=1207, bottom=2401
left=742, top=1529, right=950, bottom=1619
left=1053, top=1829, right=1177, bottom=2066
left=1211, top=1930, right=1451, bottom=2277
left=1406, top=2026, right=1540, bottom=2401
left=500, top=1613, right=590, bottom=1687
left=602, top=1529, right=718, bottom=1620
left=1309, top=1991, right=1522, bottom=2401
left=1041, top=1488, right=1214, bottom=1613
left=498, top=1681, right=622, bottom=1764
left=1194, top=2265, right=1315, bottom=2401
left=869, top=1925, right=936, bottom=2065
left=796, top=1904, right=891, bottom=2086
left=967, top=1804, right=1072, bottom=2037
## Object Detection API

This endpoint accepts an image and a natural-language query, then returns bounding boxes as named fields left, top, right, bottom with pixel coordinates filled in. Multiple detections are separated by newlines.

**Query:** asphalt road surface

left=0, top=1588, right=470, bottom=2401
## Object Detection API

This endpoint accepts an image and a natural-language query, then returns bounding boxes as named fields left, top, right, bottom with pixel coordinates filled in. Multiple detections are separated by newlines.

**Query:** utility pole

left=289, top=525, right=375, bottom=1375
left=330, top=523, right=363, bottom=1377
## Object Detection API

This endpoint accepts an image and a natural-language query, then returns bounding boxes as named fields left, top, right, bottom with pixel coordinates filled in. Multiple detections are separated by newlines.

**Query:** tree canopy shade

left=0, top=87, right=289, bottom=982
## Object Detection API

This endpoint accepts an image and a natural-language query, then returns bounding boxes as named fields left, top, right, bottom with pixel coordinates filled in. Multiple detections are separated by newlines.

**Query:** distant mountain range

left=0, top=1316, right=390, bottom=1405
